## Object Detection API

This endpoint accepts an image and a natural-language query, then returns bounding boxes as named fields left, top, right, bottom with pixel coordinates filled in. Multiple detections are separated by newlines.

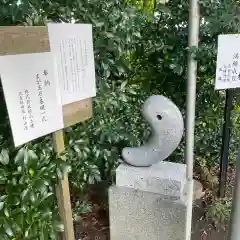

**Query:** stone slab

left=109, top=185, right=187, bottom=240
left=116, top=161, right=186, bottom=198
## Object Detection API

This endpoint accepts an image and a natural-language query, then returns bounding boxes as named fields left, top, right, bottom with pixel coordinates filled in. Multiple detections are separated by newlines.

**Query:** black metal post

left=219, top=89, right=233, bottom=198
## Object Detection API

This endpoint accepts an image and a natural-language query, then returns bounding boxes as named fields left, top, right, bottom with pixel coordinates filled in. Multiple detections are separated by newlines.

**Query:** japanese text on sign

left=48, top=23, right=96, bottom=105
left=215, top=34, right=240, bottom=90
left=0, top=52, right=63, bottom=146
left=36, top=70, right=50, bottom=123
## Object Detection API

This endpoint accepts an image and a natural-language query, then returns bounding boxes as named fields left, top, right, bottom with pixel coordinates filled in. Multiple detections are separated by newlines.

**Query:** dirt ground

left=191, top=201, right=227, bottom=240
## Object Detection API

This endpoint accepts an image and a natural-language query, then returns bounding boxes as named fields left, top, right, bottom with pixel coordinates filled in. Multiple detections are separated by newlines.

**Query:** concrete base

left=109, top=162, right=203, bottom=240
left=109, top=186, right=187, bottom=240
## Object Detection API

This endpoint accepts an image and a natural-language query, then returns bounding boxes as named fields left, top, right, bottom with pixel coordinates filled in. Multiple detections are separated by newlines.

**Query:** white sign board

left=0, top=52, right=64, bottom=147
left=215, top=34, right=240, bottom=90
left=48, top=23, right=96, bottom=105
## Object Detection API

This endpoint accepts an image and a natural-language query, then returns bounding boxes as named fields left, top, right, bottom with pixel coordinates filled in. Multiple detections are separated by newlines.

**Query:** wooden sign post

left=54, top=130, right=74, bottom=240
left=0, top=26, right=94, bottom=240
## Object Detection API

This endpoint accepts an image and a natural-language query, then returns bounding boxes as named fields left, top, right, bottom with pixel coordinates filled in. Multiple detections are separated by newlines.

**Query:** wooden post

left=53, top=130, right=74, bottom=240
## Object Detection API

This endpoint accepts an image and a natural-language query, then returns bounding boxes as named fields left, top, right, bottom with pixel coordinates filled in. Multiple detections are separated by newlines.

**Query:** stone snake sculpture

left=122, top=95, right=184, bottom=167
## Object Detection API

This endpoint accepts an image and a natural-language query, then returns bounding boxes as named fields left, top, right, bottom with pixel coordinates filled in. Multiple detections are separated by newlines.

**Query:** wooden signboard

left=0, top=26, right=93, bottom=128
left=0, top=26, right=94, bottom=240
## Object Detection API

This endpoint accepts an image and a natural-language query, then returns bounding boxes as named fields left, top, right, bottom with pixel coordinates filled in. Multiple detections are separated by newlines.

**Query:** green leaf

left=42, top=210, right=52, bottom=219
left=17, top=166, right=23, bottom=173
left=4, top=207, right=9, bottom=217
left=0, top=195, right=7, bottom=201
left=21, top=205, right=27, bottom=213
left=34, top=179, right=46, bottom=192
left=105, top=32, right=114, bottom=38
left=41, top=192, right=53, bottom=203
left=21, top=189, right=30, bottom=202
left=120, top=81, right=128, bottom=90
left=24, top=229, right=29, bottom=238
left=10, top=196, right=20, bottom=206
left=28, top=150, right=38, bottom=161
left=0, top=202, right=4, bottom=211
left=104, top=69, right=110, bottom=78
left=0, top=170, right=7, bottom=184
left=95, top=22, right=104, bottom=27
left=14, top=148, right=25, bottom=165
left=0, top=149, right=9, bottom=165
left=29, top=168, right=34, bottom=177
left=4, top=222, right=13, bottom=237
left=30, top=192, right=36, bottom=203
left=40, top=225, right=47, bottom=240
left=53, top=221, right=64, bottom=232
left=11, top=177, right=17, bottom=186
left=24, top=149, right=29, bottom=165
left=73, top=145, right=80, bottom=153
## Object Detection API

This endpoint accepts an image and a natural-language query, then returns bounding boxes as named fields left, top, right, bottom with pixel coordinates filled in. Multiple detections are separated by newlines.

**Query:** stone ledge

left=116, top=161, right=186, bottom=198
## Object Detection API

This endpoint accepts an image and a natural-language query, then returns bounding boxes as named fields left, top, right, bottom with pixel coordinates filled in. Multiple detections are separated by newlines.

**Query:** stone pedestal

left=109, top=186, right=187, bottom=240
left=116, top=161, right=186, bottom=199
left=109, top=162, right=190, bottom=240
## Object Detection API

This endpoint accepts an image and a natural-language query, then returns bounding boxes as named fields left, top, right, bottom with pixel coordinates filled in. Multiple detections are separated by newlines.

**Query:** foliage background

left=1, top=0, right=240, bottom=238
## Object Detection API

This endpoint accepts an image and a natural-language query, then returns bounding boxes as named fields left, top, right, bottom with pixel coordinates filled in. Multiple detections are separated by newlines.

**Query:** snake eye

left=156, top=115, right=162, bottom=120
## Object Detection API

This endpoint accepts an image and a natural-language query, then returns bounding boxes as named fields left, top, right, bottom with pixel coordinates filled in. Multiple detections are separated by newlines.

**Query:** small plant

left=206, top=198, right=232, bottom=224
left=72, top=200, right=93, bottom=222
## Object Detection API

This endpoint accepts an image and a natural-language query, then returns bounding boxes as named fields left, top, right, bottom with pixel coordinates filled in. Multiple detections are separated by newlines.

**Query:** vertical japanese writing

left=218, top=52, right=240, bottom=83
left=25, top=89, right=34, bottom=129
left=36, top=73, right=46, bottom=122
left=43, top=69, right=50, bottom=87
left=232, top=53, right=239, bottom=81
left=19, top=92, right=28, bottom=130
left=36, top=70, right=50, bottom=123
left=218, top=65, right=228, bottom=82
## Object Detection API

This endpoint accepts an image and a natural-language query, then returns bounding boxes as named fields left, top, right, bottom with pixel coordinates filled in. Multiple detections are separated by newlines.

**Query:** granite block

left=109, top=186, right=187, bottom=240
left=116, top=161, right=186, bottom=198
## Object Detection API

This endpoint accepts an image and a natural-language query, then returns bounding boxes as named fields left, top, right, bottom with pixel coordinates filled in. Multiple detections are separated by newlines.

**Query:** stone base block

left=109, top=186, right=187, bottom=240
left=116, top=162, right=186, bottom=198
